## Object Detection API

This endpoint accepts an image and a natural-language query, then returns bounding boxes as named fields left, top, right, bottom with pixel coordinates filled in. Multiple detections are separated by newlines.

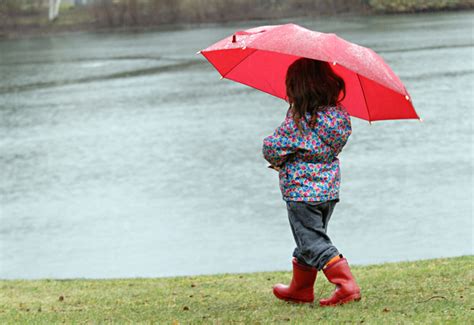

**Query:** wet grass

left=0, top=256, right=472, bottom=324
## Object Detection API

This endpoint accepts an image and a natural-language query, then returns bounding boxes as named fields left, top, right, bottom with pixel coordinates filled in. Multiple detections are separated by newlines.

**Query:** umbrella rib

left=356, top=73, right=372, bottom=123
left=221, top=48, right=258, bottom=79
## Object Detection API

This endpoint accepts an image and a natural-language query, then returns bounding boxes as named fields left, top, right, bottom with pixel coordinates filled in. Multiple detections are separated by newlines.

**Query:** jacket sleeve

left=262, top=110, right=302, bottom=167
left=317, top=106, right=352, bottom=155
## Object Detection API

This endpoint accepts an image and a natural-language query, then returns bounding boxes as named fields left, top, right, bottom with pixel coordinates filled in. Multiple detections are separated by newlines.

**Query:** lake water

left=0, top=11, right=472, bottom=279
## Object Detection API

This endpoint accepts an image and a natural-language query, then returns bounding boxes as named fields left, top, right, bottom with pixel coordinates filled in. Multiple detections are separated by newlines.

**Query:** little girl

left=262, top=58, right=361, bottom=306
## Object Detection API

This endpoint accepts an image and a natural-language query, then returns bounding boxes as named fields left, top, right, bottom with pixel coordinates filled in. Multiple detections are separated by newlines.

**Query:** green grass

left=0, top=256, right=472, bottom=324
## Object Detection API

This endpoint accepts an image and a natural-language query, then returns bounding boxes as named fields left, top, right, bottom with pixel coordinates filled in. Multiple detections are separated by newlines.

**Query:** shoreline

left=0, top=253, right=471, bottom=281
left=1, top=7, right=472, bottom=41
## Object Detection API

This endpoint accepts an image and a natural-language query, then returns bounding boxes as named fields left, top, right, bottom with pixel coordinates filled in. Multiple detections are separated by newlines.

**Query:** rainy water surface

left=0, top=11, right=472, bottom=279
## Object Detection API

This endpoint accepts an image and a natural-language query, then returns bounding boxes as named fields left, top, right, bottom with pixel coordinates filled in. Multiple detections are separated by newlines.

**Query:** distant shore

left=1, top=0, right=473, bottom=40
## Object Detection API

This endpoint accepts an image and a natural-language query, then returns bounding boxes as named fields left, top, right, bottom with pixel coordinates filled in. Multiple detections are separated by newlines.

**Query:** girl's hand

left=268, top=165, right=281, bottom=172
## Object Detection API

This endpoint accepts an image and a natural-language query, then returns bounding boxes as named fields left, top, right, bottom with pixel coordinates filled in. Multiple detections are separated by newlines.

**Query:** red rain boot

left=319, top=257, right=361, bottom=306
left=273, top=257, right=317, bottom=303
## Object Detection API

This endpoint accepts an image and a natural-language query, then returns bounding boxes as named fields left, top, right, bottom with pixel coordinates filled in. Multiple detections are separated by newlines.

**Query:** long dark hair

left=285, top=58, right=346, bottom=132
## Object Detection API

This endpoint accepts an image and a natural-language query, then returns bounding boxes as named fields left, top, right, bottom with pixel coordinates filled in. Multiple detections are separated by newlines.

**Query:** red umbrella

left=198, top=23, right=420, bottom=122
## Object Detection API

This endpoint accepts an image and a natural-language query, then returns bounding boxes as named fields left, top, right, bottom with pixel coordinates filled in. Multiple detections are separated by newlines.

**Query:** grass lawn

left=0, top=256, right=472, bottom=324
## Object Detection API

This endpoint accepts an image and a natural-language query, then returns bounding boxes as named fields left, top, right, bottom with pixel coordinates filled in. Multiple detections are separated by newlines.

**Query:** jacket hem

left=282, top=194, right=340, bottom=203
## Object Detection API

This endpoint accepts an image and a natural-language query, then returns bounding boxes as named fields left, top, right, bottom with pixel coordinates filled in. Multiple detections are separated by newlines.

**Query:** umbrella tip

left=220, top=76, right=224, bottom=80
left=232, top=35, right=237, bottom=43
left=418, top=117, right=423, bottom=122
left=196, top=50, right=201, bottom=55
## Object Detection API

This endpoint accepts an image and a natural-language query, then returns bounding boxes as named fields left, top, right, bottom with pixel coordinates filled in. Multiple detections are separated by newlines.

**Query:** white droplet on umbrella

left=405, top=95, right=410, bottom=100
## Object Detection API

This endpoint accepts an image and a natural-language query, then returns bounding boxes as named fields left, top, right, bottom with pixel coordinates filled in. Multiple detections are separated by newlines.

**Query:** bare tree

left=128, top=0, right=138, bottom=25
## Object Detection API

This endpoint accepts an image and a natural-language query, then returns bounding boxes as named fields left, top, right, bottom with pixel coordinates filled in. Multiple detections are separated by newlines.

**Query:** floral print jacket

left=262, top=105, right=352, bottom=202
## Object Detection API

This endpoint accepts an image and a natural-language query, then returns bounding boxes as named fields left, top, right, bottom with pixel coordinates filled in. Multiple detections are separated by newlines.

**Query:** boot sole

left=319, top=293, right=361, bottom=307
left=273, top=288, right=314, bottom=304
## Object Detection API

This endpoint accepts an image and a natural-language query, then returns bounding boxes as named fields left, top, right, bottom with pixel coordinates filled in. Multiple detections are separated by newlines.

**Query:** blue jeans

left=286, top=199, right=340, bottom=270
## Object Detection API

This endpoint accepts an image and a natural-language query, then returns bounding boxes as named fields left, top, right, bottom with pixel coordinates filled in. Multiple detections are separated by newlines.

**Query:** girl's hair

left=285, top=58, right=346, bottom=132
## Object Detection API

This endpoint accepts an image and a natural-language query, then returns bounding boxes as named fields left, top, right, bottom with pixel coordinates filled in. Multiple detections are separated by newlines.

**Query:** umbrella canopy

left=199, top=23, right=420, bottom=122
